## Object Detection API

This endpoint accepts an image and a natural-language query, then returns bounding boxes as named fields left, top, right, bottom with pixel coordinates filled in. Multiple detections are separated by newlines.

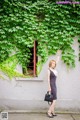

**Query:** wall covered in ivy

left=0, top=0, right=80, bottom=78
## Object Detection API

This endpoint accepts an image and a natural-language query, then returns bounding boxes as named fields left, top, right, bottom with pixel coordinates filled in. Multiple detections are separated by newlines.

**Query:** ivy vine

left=0, top=0, right=80, bottom=78
left=78, top=37, right=80, bottom=61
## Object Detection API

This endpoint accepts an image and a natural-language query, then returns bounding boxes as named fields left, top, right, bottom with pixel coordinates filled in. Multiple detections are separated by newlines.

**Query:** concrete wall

left=0, top=37, right=80, bottom=111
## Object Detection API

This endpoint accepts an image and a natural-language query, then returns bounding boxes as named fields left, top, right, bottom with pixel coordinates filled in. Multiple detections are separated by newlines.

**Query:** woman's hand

left=56, top=50, right=62, bottom=56
left=48, top=87, right=51, bottom=92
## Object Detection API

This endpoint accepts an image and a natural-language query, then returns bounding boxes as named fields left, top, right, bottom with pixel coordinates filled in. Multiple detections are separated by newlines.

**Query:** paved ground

left=1, top=113, right=80, bottom=120
left=0, top=110, right=80, bottom=120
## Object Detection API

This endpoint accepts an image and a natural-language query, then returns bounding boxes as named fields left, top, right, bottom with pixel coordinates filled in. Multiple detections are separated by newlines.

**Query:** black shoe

left=47, top=113, right=53, bottom=118
left=51, top=113, right=57, bottom=116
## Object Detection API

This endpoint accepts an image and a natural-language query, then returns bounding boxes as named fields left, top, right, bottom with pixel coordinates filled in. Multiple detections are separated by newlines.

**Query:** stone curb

left=1, top=110, right=80, bottom=114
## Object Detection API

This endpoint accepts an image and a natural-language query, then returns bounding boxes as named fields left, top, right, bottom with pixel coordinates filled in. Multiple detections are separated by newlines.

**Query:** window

left=23, top=41, right=38, bottom=77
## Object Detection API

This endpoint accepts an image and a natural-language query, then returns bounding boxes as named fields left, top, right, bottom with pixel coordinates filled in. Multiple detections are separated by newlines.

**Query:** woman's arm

left=56, top=50, right=62, bottom=64
left=48, top=69, right=51, bottom=92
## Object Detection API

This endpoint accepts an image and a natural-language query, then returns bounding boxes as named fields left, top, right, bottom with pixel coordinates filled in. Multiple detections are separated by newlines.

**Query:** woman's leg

left=48, top=100, right=56, bottom=115
left=51, top=100, right=56, bottom=114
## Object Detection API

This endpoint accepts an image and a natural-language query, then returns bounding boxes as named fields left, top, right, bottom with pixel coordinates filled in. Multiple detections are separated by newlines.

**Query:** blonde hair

left=49, top=60, right=56, bottom=68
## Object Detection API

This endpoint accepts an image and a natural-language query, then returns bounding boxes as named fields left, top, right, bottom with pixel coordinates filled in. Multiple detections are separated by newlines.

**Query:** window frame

left=23, top=40, right=38, bottom=77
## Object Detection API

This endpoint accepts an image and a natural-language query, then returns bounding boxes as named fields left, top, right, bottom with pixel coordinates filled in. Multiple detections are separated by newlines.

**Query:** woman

left=47, top=51, right=61, bottom=118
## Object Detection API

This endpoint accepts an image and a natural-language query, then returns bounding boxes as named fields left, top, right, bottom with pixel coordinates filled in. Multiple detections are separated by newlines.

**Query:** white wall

left=0, top=37, right=80, bottom=111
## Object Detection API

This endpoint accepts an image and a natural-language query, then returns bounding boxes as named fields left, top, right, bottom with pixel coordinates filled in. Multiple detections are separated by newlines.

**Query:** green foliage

left=0, top=55, right=25, bottom=79
left=0, top=0, right=80, bottom=77
left=78, top=37, right=80, bottom=61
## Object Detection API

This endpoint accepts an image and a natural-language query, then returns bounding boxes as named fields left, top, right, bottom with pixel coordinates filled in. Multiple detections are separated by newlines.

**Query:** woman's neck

left=50, top=67, right=55, bottom=70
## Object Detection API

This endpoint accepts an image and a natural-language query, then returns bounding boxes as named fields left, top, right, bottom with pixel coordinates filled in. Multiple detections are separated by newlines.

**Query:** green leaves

left=0, top=55, right=24, bottom=79
left=62, top=48, right=76, bottom=67
left=0, top=0, right=80, bottom=78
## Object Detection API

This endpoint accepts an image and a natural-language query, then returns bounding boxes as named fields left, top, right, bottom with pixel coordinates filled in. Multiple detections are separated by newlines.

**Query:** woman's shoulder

left=53, top=69, right=58, bottom=76
left=49, top=68, right=58, bottom=76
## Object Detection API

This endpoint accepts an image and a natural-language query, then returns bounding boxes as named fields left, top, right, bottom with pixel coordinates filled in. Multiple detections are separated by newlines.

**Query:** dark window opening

left=23, top=41, right=38, bottom=77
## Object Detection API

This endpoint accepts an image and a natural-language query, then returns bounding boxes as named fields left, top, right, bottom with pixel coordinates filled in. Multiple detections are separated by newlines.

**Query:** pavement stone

left=5, top=113, right=80, bottom=120
left=0, top=110, right=80, bottom=120
left=71, top=114, right=80, bottom=120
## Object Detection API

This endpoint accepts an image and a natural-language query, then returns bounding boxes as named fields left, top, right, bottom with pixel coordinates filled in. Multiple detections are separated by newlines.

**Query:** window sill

left=15, top=77, right=43, bottom=82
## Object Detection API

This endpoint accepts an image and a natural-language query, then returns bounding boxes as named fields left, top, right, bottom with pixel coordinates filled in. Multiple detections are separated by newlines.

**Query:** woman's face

left=51, top=61, right=56, bottom=68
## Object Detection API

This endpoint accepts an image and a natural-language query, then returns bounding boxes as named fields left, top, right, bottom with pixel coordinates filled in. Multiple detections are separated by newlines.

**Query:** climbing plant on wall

left=78, top=38, right=80, bottom=61
left=0, top=0, right=80, bottom=78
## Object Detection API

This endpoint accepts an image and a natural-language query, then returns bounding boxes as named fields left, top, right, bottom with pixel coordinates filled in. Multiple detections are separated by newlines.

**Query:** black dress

left=49, top=69, right=57, bottom=100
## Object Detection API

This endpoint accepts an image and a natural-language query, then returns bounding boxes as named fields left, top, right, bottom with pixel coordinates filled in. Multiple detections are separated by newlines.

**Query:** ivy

left=78, top=37, right=80, bottom=61
left=0, top=55, right=24, bottom=79
left=0, top=0, right=80, bottom=78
